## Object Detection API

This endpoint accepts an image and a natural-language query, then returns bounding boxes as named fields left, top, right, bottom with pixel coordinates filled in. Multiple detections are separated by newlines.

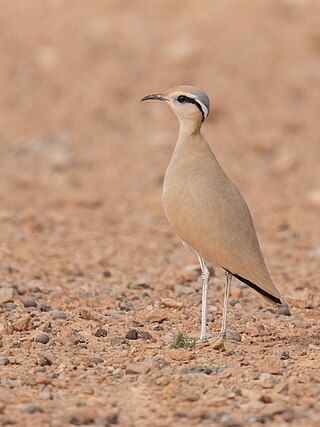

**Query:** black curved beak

left=140, top=93, right=165, bottom=102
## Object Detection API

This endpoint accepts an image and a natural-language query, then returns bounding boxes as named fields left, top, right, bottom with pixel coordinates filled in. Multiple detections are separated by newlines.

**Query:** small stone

left=36, top=333, right=50, bottom=344
left=38, top=353, right=54, bottom=366
left=79, top=308, right=92, bottom=320
left=105, top=411, right=118, bottom=425
left=12, top=317, right=32, bottom=331
left=39, top=386, right=53, bottom=400
left=0, top=357, right=9, bottom=366
left=94, top=328, right=108, bottom=337
left=150, top=323, right=163, bottom=331
left=131, top=277, right=149, bottom=289
left=39, top=304, right=52, bottom=312
left=22, top=298, right=37, bottom=308
left=167, top=349, right=194, bottom=361
left=161, top=297, right=184, bottom=309
left=0, top=287, right=14, bottom=304
left=226, top=330, right=241, bottom=342
left=3, top=302, right=16, bottom=311
left=282, top=408, right=294, bottom=422
left=259, top=394, right=273, bottom=403
left=103, top=270, right=112, bottom=278
left=276, top=349, right=290, bottom=360
left=67, top=265, right=84, bottom=276
left=125, top=362, right=151, bottom=374
left=125, top=329, right=139, bottom=340
left=278, top=304, right=291, bottom=316
left=52, top=310, right=67, bottom=320
left=68, top=406, right=97, bottom=425
left=259, top=372, right=277, bottom=388
left=137, top=330, right=153, bottom=340
left=120, top=301, right=133, bottom=311
left=20, top=404, right=44, bottom=413
left=257, top=355, right=281, bottom=374
left=145, top=309, right=168, bottom=323
left=31, top=286, right=42, bottom=293
left=88, top=357, right=104, bottom=365
left=111, top=337, right=127, bottom=346
left=35, top=372, right=50, bottom=385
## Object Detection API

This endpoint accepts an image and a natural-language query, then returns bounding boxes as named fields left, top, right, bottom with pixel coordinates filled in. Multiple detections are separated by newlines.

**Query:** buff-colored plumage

left=142, top=85, right=282, bottom=344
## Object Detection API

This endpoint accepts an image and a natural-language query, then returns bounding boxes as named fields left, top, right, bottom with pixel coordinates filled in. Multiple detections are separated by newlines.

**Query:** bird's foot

left=196, top=337, right=208, bottom=344
left=212, top=335, right=226, bottom=351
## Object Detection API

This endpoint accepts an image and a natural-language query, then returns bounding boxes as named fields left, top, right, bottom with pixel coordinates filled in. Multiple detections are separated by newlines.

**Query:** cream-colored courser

left=141, top=85, right=282, bottom=346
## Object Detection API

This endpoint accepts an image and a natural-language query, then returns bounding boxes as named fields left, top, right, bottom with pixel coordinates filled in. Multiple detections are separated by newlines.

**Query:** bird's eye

left=177, top=95, right=187, bottom=103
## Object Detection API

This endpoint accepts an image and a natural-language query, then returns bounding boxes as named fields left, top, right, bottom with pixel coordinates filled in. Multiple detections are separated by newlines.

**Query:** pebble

left=38, top=353, right=54, bottom=366
left=94, top=328, right=108, bottom=337
left=68, top=406, right=97, bottom=425
left=257, top=355, right=281, bottom=374
left=0, top=287, right=13, bottom=304
left=39, top=304, right=52, bottom=312
left=131, top=277, right=149, bottom=289
left=120, top=301, right=133, bottom=311
left=39, top=386, right=53, bottom=400
left=52, top=310, right=67, bottom=320
left=3, top=302, right=16, bottom=311
left=105, top=411, right=118, bottom=425
left=22, top=298, right=37, bottom=308
left=103, top=270, right=112, bottom=277
left=276, top=349, right=290, bottom=360
left=12, top=317, right=32, bottom=331
left=278, top=304, right=291, bottom=316
left=167, top=349, right=194, bottom=361
left=259, top=372, right=278, bottom=388
left=150, top=323, right=163, bottom=331
left=138, top=330, right=153, bottom=340
left=88, top=357, right=104, bottom=365
left=31, top=286, right=42, bottom=293
left=145, top=309, right=168, bottom=323
left=36, top=333, right=50, bottom=344
left=111, top=337, right=127, bottom=346
left=161, top=297, right=184, bottom=309
left=0, top=357, right=9, bottom=366
left=125, top=362, right=152, bottom=374
left=125, top=329, right=139, bottom=340
left=20, top=403, right=44, bottom=413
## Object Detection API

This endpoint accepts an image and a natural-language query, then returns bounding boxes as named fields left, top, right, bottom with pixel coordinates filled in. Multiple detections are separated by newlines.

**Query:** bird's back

left=162, top=133, right=281, bottom=304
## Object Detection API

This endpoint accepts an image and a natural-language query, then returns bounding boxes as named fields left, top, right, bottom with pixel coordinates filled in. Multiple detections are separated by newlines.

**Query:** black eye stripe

left=177, top=95, right=205, bottom=121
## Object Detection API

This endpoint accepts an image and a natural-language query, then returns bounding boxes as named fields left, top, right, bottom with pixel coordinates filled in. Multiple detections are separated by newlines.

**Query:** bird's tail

left=226, top=270, right=282, bottom=305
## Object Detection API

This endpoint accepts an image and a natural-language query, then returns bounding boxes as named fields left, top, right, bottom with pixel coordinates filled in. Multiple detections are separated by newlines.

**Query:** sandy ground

left=0, top=1, right=320, bottom=426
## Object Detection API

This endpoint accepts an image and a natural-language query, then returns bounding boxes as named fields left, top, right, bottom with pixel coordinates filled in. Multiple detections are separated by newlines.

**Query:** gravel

left=52, top=310, right=67, bottom=320
left=36, top=333, right=50, bottom=344
left=22, top=298, right=37, bottom=308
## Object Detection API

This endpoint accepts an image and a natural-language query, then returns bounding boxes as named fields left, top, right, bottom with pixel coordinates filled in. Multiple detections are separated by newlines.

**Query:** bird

left=141, top=85, right=282, bottom=348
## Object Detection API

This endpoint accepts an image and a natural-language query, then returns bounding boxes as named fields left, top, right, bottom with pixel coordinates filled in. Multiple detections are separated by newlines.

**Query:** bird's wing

left=163, top=141, right=281, bottom=304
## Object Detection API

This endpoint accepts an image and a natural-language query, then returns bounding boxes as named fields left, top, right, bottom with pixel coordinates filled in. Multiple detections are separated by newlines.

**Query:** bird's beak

left=141, top=93, right=165, bottom=102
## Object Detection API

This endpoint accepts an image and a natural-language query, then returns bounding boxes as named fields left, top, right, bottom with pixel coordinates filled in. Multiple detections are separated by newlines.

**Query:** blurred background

left=0, top=0, right=319, bottom=294
left=1, top=2, right=320, bottom=425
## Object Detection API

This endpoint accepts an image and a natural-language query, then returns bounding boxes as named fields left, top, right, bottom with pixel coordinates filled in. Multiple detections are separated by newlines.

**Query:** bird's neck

left=178, top=117, right=202, bottom=137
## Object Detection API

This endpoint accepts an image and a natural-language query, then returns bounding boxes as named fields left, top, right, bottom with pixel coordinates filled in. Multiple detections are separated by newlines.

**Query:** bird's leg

left=213, top=271, right=232, bottom=349
left=220, top=271, right=232, bottom=338
left=197, top=256, right=210, bottom=343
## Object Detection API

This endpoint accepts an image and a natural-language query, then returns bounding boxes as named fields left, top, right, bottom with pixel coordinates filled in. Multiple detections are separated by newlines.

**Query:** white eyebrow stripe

left=184, top=93, right=209, bottom=119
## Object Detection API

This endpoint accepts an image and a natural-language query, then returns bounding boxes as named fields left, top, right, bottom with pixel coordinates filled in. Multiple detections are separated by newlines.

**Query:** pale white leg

left=219, top=271, right=232, bottom=338
left=197, top=255, right=210, bottom=343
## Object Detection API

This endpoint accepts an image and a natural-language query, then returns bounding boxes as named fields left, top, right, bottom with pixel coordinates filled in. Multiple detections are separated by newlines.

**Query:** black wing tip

left=225, top=270, right=282, bottom=305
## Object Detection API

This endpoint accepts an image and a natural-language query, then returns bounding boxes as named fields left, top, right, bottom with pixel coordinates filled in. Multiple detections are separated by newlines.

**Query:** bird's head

left=141, top=85, right=210, bottom=132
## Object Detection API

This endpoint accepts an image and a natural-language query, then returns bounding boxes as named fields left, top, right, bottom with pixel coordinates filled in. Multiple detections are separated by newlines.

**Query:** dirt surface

left=0, top=1, right=320, bottom=426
